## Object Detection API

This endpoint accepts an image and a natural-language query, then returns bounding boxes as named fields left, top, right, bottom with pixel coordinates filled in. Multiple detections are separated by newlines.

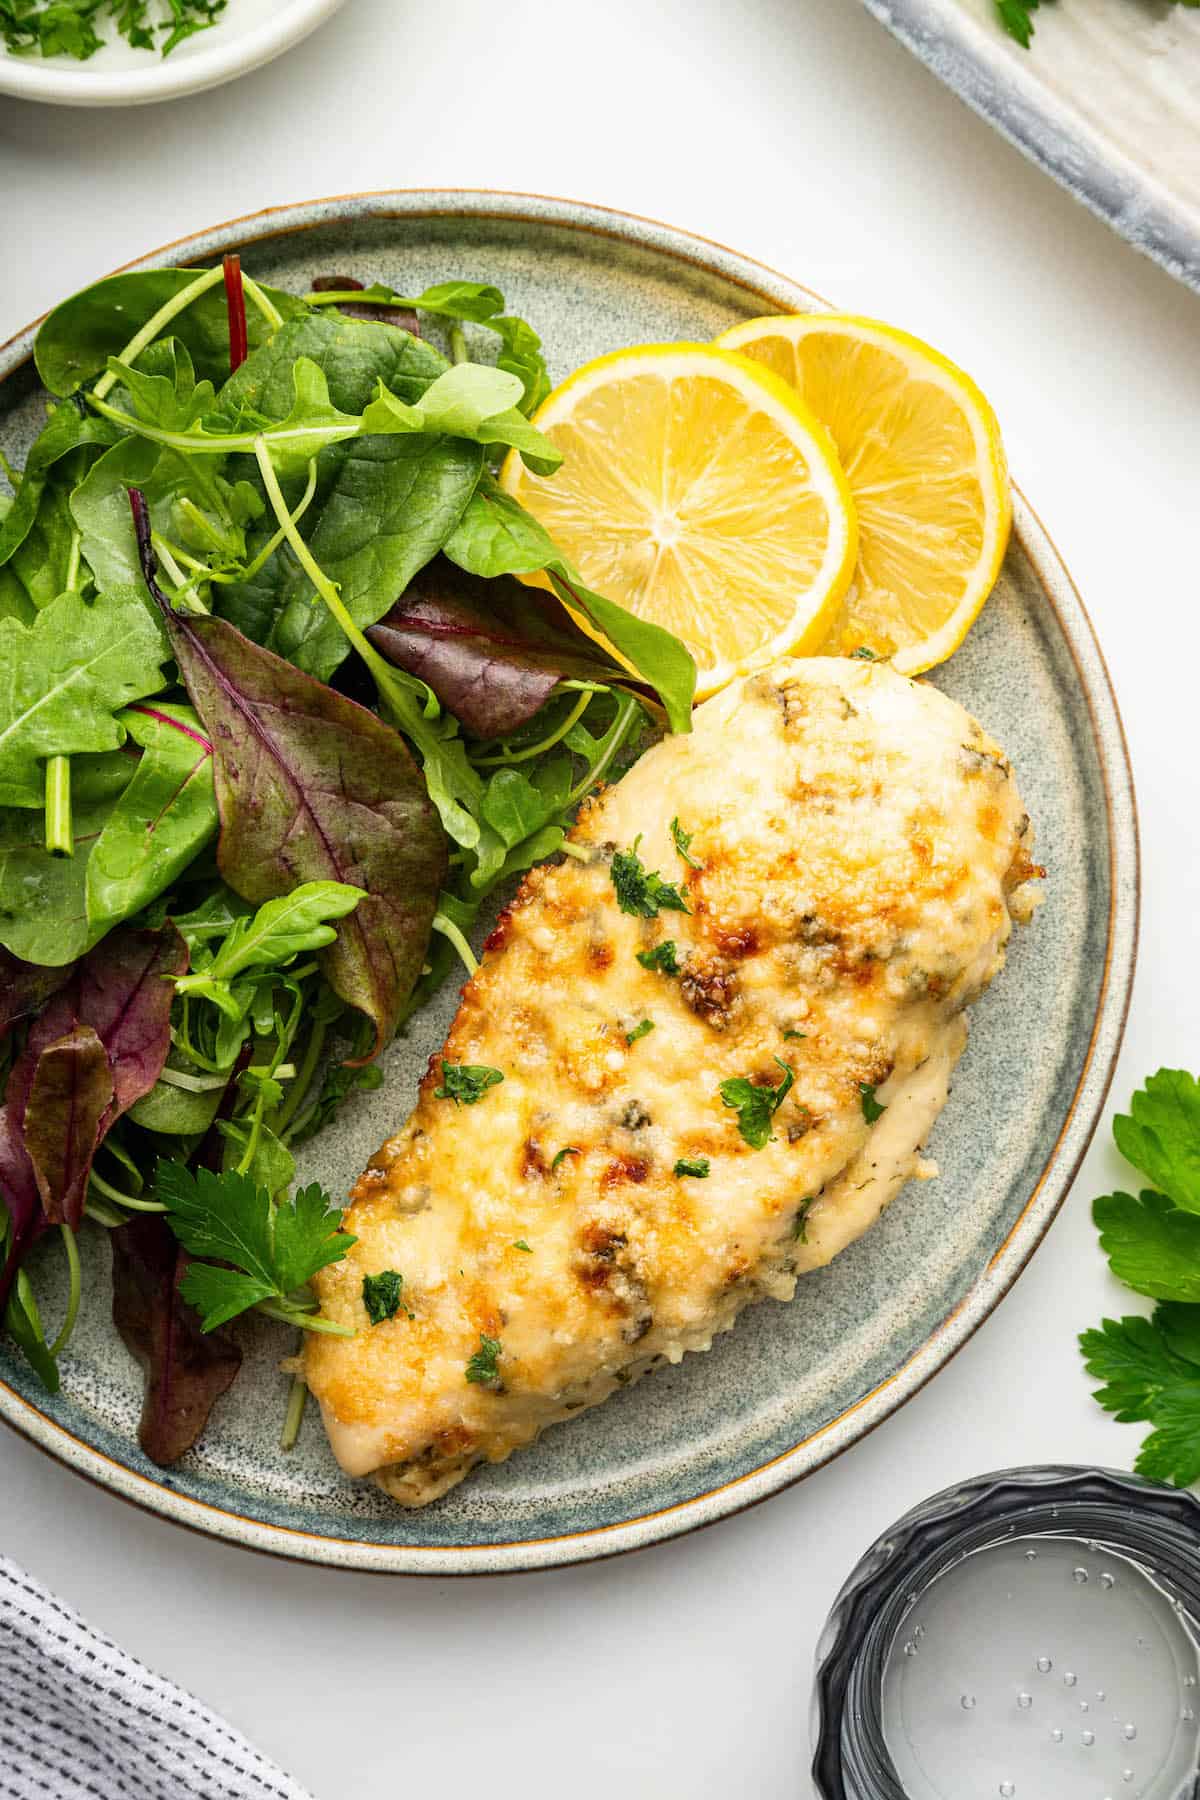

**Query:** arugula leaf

left=362, top=1269, right=404, bottom=1326
left=178, top=881, right=366, bottom=989
left=86, top=703, right=217, bottom=936
left=1111, top=1069, right=1200, bottom=1215
left=435, top=1061, right=504, bottom=1106
left=465, top=1332, right=502, bottom=1385
left=0, top=586, right=169, bottom=807
left=859, top=1082, right=886, bottom=1124
left=157, top=1160, right=355, bottom=1331
left=1093, top=1190, right=1200, bottom=1304
left=610, top=839, right=690, bottom=918
left=719, top=1058, right=796, bottom=1150
left=674, top=1157, right=710, bottom=1179
left=637, top=940, right=679, bottom=975
left=444, top=480, right=697, bottom=734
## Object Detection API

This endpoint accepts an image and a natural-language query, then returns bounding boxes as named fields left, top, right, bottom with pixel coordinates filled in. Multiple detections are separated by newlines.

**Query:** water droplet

left=1082, top=1729, right=1096, bottom=1747
left=1073, top=1566, right=1089, bottom=1585
left=1079, top=1701, right=1090, bottom=1713
left=1122, top=1724, right=1137, bottom=1741
left=1050, top=1728, right=1064, bottom=1744
left=902, top=1641, right=917, bottom=1659
left=1122, top=1774, right=1135, bottom=1786
left=913, top=1623, right=925, bottom=1643
left=1101, top=1571, right=1116, bottom=1590
left=1000, top=1785, right=1014, bottom=1798
left=1024, top=1548, right=1038, bottom=1563
left=1037, top=1656, right=1053, bottom=1674
left=1097, top=1689, right=1106, bottom=1701
left=1064, top=1671, right=1078, bottom=1688
left=1182, top=1707, right=1196, bottom=1724
left=960, top=1693, right=976, bottom=1711
left=1185, top=1674, right=1197, bottom=1689
left=1017, top=1692, right=1033, bottom=1710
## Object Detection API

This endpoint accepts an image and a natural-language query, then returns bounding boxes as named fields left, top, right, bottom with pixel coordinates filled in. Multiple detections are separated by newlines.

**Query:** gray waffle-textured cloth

left=0, top=1555, right=315, bottom=1800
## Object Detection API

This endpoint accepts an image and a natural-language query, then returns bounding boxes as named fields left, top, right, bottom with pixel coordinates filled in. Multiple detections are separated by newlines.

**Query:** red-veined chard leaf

left=367, top=556, right=636, bottom=738
left=22, top=1024, right=113, bottom=1227
left=0, top=949, right=74, bottom=1038
left=111, top=1213, right=242, bottom=1467
left=135, top=512, right=446, bottom=1058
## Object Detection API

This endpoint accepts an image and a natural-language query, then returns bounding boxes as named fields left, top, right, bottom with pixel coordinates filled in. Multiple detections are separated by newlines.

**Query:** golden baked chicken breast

left=305, top=657, right=1041, bottom=1504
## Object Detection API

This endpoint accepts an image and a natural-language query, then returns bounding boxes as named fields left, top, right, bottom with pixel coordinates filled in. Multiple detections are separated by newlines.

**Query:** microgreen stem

left=432, top=910, right=479, bottom=977
left=255, top=1300, right=354, bottom=1338
left=273, top=1019, right=326, bottom=1140
left=89, top=392, right=352, bottom=460
left=473, top=690, right=594, bottom=767
left=567, top=690, right=640, bottom=805
left=559, top=841, right=589, bottom=862
left=223, top=253, right=249, bottom=373
left=449, top=324, right=469, bottom=365
left=240, top=458, right=318, bottom=581
left=151, top=530, right=233, bottom=584
left=49, top=1226, right=82, bottom=1358
left=280, top=1365, right=307, bottom=1451
left=44, top=756, right=73, bottom=858
left=241, top=274, right=283, bottom=330
left=84, top=1196, right=127, bottom=1229
left=88, top=1167, right=167, bottom=1213
left=65, top=528, right=83, bottom=593
left=302, top=289, right=380, bottom=308
left=92, top=264, right=225, bottom=403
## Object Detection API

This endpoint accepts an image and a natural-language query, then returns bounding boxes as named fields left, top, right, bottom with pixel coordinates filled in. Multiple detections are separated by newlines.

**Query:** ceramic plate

left=0, top=0, right=345, bottom=108
left=862, top=0, right=1200, bottom=293
left=0, top=192, right=1138, bottom=1574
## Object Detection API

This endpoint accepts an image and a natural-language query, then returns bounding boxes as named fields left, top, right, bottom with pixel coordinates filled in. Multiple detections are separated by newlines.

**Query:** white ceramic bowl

left=0, top=0, right=345, bottom=107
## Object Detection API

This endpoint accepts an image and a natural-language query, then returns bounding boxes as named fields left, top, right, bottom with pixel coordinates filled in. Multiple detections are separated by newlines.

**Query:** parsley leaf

left=1112, top=1069, right=1200, bottom=1215
left=435, top=1061, right=504, bottom=1105
left=551, top=1146, right=580, bottom=1170
left=626, top=1019, right=654, bottom=1045
left=719, top=1058, right=795, bottom=1150
left=859, top=1082, right=886, bottom=1124
left=791, top=1199, right=815, bottom=1243
left=674, top=1156, right=710, bottom=1179
left=610, top=838, right=690, bottom=919
left=637, top=940, right=680, bottom=975
left=512, top=1239, right=533, bottom=1253
left=465, top=1332, right=502, bottom=1385
left=1093, top=1191, right=1200, bottom=1304
left=362, top=1270, right=404, bottom=1326
left=1080, top=1313, right=1200, bottom=1488
left=156, top=1162, right=355, bottom=1333
left=670, top=816, right=701, bottom=868
left=994, top=0, right=1044, bottom=47
left=849, top=645, right=879, bottom=661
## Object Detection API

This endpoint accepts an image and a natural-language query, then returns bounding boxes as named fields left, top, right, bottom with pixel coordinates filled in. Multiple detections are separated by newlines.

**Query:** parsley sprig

left=1, top=0, right=228, bottom=60
left=1081, top=1069, right=1200, bottom=1486
left=435, top=1061, right=504, bottom=1105
left=362, top=1269, right=405, bottom=1326
left=156, top=1161, right=355, bottom=1335
left=466, top=1332, right=502, bottom=1386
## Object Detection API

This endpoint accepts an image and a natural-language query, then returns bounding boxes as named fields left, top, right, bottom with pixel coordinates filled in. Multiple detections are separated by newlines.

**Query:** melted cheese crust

left=306, top=658, right=1041, bottom=1504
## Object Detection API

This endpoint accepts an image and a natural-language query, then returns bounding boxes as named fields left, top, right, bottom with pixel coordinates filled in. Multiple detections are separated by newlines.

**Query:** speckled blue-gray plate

left=0, top=193, right=1138, bottom=1574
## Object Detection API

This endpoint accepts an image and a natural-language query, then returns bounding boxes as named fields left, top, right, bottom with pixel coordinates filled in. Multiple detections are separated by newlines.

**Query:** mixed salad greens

left=0, top=255, right=695, bottom=1461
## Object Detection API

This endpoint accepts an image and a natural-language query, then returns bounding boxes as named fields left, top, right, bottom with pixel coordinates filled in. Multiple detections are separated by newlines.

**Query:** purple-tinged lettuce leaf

left=309, top=274, right=420, bottom=335
left=134, top=517, right=446, bottom=1058
left=111, top=1214, right=242, bottom=1467
left=0, top=1110, right=44, bottom=1316
left=23, top=1024, right=113, bottom=1228
left=0, top=949, right=74, bottom=1038
left=366, top=557, right=631, bottom=738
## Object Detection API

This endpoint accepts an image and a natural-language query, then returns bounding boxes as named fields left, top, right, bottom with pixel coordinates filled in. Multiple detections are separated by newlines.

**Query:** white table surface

left=2, top=3, right=1198, bottom=1796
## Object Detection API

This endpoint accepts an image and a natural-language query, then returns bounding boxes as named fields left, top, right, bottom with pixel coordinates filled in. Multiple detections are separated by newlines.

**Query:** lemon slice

left=498, top=342, right=857, bottom=698
left=715, top=315, right=1011, bottom=674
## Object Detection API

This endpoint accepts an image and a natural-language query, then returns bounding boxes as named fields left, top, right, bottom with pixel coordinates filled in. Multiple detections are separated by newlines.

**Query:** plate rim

left=858, top=0, right=1200, bottom=295
left=0, top=189, right=1140, bottom=1575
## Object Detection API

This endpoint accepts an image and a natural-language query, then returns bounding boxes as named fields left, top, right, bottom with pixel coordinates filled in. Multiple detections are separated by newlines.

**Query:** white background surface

left=1, top=3, right=1198, bottom=1796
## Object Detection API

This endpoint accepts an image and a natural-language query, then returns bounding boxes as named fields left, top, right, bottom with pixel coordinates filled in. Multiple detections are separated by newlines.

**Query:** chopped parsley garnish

left=551, top=1146, right=580, bottom=1170
left=791, top=1199, right=814, bottom=1243
left=626, top=1019, right=655, bottom=1045
left=512, top=1239, right=533, bottom=1253
left=783, top=1029, right=807, bottom=1042
left=719, top=1058, right=796, bottom=1150
left=637, top=940, right=680, bottom=975
left=859, top=1082, right=886, bottom=1124
left=670, top=816, right=701, bottom=868
left=850, top=646, right=879, bottom=661
left=362, top=1269, right=404, bottom=1326
left=674, top=1156, right=710, bottom=1179
left=994, top=0, right=1043, bottom=47
left=435, top=1061, right=504, bottom=1105
left=465, top=1332, right=502, bottom=1385
left=610, top=837, right=690, bottom=919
